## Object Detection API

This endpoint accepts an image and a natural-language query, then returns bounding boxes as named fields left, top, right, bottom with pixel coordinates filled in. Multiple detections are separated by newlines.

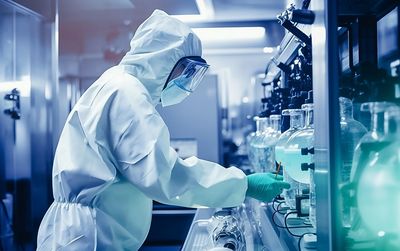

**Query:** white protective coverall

left=37, top=9, right=247, bottom=251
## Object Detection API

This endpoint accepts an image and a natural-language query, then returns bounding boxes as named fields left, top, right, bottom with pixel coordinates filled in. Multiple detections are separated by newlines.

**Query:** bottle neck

left=371, top=112, right=385, bottom=135
left=305, top=109, right=314, bottom=128
left=340, top=103, right=353, bottom=120
left=290, top=113, right=303, bottom=129
left=271, top=118, right=281, bottom=132
left=256, top=118, right=269, bottom=133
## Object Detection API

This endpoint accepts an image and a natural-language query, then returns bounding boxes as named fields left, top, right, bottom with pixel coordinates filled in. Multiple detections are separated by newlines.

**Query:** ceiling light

left=172, top=0, right=215, bottom=23
left=196, top=0, right=214, bottom=17
left=263, top=47, right=275, bottom=53
left=192, top=27, right=266, bottom=42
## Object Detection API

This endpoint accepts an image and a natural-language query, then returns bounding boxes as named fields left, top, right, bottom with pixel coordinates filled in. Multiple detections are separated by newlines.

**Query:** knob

left=290, top=9, right=315, bottom=24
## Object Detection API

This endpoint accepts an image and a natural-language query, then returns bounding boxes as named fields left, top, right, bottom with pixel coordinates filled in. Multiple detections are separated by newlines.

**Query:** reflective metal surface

left=0, top=0, right=57, bottom=247
left=311, top=0, right=341, bottom=250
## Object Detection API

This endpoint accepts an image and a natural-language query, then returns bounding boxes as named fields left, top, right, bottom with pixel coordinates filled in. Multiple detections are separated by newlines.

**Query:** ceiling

left=59, top=0, right=287, bottom=54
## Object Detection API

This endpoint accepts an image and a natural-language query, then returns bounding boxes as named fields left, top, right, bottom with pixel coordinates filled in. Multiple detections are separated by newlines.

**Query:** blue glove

left=246, top=173, right=290, bottom=202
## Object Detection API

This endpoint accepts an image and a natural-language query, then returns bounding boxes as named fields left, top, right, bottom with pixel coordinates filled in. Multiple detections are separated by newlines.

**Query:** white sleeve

left=114, top=112, right=248, bottom=208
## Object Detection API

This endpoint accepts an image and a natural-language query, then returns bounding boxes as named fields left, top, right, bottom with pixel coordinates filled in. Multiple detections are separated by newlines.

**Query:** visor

left=164, top=56, right=210, bottom=92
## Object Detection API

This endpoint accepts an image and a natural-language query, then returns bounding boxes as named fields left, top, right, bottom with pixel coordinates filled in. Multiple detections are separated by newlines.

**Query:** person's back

left=38, top=66, right=157, bottom=250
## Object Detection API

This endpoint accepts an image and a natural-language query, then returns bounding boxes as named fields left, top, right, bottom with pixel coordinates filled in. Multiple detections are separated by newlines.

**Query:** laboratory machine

left=182, top=0, right=400, bottom=250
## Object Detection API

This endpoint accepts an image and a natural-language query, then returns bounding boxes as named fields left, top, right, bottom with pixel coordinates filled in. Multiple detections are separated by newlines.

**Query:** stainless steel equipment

left=0, top=0, right=58, bottom=249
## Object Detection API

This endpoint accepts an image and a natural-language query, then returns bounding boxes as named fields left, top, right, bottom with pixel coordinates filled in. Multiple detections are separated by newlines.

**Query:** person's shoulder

left=105, top=67, right=156, bottom=112
left=107, top=67, right=142, bottom=90
left=103, top=67, right=148, bottom=99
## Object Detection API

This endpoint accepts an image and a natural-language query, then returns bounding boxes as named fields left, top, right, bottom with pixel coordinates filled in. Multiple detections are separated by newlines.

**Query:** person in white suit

left=37, top=9, right=289, bottom=251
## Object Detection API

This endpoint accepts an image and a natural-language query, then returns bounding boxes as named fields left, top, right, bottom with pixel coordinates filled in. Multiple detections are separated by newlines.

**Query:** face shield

left=160, top=56, right=209, bottom=107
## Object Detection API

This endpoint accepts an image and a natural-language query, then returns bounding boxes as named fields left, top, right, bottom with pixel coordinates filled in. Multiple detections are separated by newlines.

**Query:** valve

left=301, top=163, right=315, bottom=171
left=3, top=88, right=21, bottom=120
left=301, top=147, right=315, bottom=155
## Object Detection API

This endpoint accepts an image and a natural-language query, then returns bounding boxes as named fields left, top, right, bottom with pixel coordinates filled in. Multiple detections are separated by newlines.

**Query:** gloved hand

left=246, top=173, right=290, bottom=202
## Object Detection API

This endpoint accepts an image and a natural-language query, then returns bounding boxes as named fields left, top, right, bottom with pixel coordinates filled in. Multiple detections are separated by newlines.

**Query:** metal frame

left=311, top=0, right=341, bottom=250
left=312, top=1, right=398, bottom=250
left=2, top=0, right=45, bottom=19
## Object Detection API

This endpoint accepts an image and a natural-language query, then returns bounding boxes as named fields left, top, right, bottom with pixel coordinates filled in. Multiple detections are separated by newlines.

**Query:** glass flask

left=259, top=114, right=281, bottom=173
left=349, top=102, right=395, bottom=228
left=208, top=209, right=245, bottom=251
left=284, top=103, right=315, bottom=226
left=247, top=116, right=270, bottom=172
left=275, top=109, right=307, bottom=209
left=350, top=102, right=395, bottom=181
left=357, top=107, right=400, bottom=249
left=338, top=97, right=368, bottom=228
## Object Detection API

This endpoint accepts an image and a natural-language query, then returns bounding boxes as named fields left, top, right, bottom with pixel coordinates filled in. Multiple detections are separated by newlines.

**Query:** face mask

left=160, top=76, right=191, bottom=107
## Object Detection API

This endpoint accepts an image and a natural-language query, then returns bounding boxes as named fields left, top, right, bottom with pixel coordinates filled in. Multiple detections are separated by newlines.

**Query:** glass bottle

left=357, top=106, right=400, bottom=249
left=275, top=109, right=306, bottom=209
left=248, top=116, right=270, bottom=172
left=338, top=97, right=368, bottom=228
left=285, top=103, right=315, bottom=226
left=260, top=114, right=281, bottom=173
left=246, top=117, right=258, bottom=171
left=284, top=105, right=313, bottom=184
left=349, top=102, right=395, bottom=228
left=350, top=102, right=394, bottom=182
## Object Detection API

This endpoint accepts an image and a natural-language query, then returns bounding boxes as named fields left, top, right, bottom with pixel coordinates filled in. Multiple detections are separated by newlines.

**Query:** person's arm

left=115, top=113, right=247, bottom=208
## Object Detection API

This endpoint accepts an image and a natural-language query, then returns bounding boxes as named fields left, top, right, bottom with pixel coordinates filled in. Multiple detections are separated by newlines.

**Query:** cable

left=272, top=200, right=286, bottom=215
left=298, top=232, right=316, bottom=251
left=272, top=195, right=288, bottom=215
left=271, top=209, right=313, bottom=231
left=272, top=197, right=283, bottom=210
left=276, top=201, right=286, bottom=215
left=284, top=212, right=303, bottom=237
left=272, top=197, right=279, bottom=211
left=271, top=209, right=288, bottom=228
left=270, top=198, right=316, bottom=244
left=284, top=212, right=312, bottom=237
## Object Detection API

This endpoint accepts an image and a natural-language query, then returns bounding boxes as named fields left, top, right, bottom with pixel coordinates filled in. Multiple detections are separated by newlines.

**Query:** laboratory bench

left=183, top=199, right=316, bottom=251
